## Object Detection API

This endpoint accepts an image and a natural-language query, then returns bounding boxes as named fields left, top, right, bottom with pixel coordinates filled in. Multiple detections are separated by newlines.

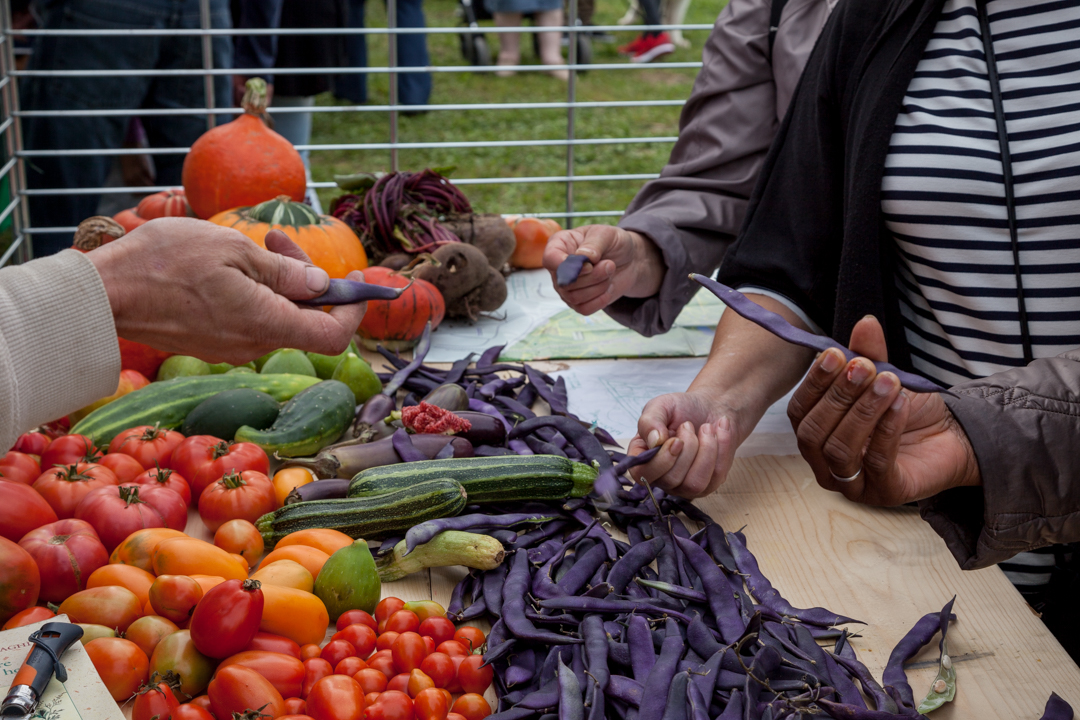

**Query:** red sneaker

left=618, top=34, right=646, bottom=56
left=629, top=32, right=675, bottom=63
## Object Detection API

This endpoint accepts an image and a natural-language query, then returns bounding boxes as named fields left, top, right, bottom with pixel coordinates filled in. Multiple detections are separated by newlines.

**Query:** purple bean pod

left=555, top=543, right=609, bottom=596
left=829, top=653, right=899, bottom=714
left=637, top=622, right=685, bottom=720
left=607, top=675, right=644, bottom=708
left=458, top=594, right=490, bottom=622
left=686, top=680, right=709, bottom=720
left=391, top=428, right=429, bottom=462
left=503, top=551, right=584, bottom=646
left=556, top=254, right=589, bottom=286
left=478, top=344, right=506, bottom=368
left=382, top=321, right=433, bottom=396
left=510, top=416, right=620, bottom=497
left=525, top=366, right=570, bottom=416
left=494, top=395, right=537, bottom=421
left=297, top=278, right=413, bottom=306
left=1040, top=693, right=1075, bottom=720
left=635, top=578, right=706, bottom=604
left=673, top=536, right=746, bottom=645
left=613, top=448, right=661, bottom=477
left=447, top=572, right=472, bottom=620
left=535, top=597, right=693, bottom=625
left=606, top=537, right=664, bottom=595
left=881, top=599, right=956, bottom=710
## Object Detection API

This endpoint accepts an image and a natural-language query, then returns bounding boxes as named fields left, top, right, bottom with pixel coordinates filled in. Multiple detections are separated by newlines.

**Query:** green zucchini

left=235, top=380, right=356, bottom=457
left=181, top=388, right=281, bottom=440
left=256, top=478, right=468, bottom=546
left=71, top=373, right=321, bottom=446
left=347, top=454, right=597, bottom=503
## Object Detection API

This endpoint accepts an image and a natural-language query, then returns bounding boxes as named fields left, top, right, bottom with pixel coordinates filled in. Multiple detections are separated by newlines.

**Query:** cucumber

left=256, top=478, right=468, bottom=546
left=347, top=454, right=597, bottom=503
left=181, top=388, right=281, bottom=440
left=235, top=380, right=355, bottom=457
left=71, top=373, right=321, bottom=446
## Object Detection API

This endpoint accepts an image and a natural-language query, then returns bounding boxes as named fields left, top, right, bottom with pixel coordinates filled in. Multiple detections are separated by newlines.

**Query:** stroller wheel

left=575, top=33, right=592, bottom=70
left=459, top=32, right=476, bottom=63
left=472, top=35, right=492, bottom=66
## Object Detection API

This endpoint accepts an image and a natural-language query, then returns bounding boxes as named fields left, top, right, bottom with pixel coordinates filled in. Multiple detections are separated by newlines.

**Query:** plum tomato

left=418, top=617, right=455, bottom=647
left=131, top=676, right=181, bottom=720
left=335, top=656, right=368, bottom=676
left=246, top=632, right=303, bottom=659
left=419, top=653, right=454, bottom=689
left=376, top=631, right=400, bottom=652
left=367, top=650, right=397, bottom=679
left=435, top=640, right=469, bottom=658
left=305, top=675, right=366, bottom=720
left=207, top=664, right=285, bottom=720
left=336, top=609, right=377, bottom=633
left=407, top=669, right=435, bottom=698
left=365, top=692, right=382, bottom=708
left=85, top=637, right=149, bottom=702
left=283, top=697, right=307, bottom=714
left=353, top=668, right=388, bottom=694
left=149, top=574, right=203, bottom=624
left=125, top=615, right=180, bottom=658
left=188, top=578, right=265, bottom=658
left=451, top=694, right=492, bottom=720
left=367, top=690, right=412, bottom=720
left=218, top=650, right=305, bottom=700
left=402, top=600, right=445, bottom=622
left=422, top=636, right=435, bottom=655
left=457, top=655, right=494, bottom=695
left=385, top=610, right=420, bottom=634
left=386, top=673, right=410, bottom=694
left=2, top=606, right=56, bottom=631
left=374, top=597, right=404, bottom=625
left=302, top=658, right=333, bottom=698
left=391, top=632, right=427, bottom=674
left=453, top=627, right=486, bottom=653
left=320, top=639, right=356, bottom=667
left=413, top=687, right=449, bottom=720
left=174, top=703, right=215, bottom=720
left=332, top=623, right=376, bottom=658
left=300, top=643, right=322, bottom=660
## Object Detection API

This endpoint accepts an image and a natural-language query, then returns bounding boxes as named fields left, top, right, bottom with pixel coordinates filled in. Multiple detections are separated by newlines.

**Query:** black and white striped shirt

left=883, top=0, right=1080, bottom=388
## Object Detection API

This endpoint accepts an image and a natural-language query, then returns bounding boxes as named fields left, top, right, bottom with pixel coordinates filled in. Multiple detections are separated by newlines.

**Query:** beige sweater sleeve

left=0, top=250, right=120, bottom=449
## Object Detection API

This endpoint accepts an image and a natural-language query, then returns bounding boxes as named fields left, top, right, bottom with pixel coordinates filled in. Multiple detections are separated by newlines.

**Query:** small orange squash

left=113, top=207, right=147, bottom=233
left=137, top=188, right=193, bottom=220
left=356, top=265, right=445, bottom=350
left=209, top=196, right=368, bottom=280
left=183, top=78, right=306, bottom=219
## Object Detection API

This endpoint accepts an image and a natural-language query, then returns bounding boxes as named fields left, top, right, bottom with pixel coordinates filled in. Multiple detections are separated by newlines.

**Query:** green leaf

left=917, top=639, right=957, bottom=714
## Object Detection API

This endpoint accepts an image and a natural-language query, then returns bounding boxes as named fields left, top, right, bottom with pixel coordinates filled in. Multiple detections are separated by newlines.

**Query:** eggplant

left=422, top=383, right=471, bottom=412
left=457, top=410, right=508, bottom=446
left=284, top=433, right=474, bottom=478
left=284, top=478, right=350, bottom=504
left=352, top=394, right=396, bottom=441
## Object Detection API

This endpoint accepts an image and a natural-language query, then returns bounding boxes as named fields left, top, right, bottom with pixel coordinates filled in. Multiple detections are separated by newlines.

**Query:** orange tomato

left=151, top=536, right=247, bottom=581
left=190, top=575, right=227, bottom=594
left=276, top=528, right=353, bottom=557
left=86, top=564, right=156, bottom=608
left=407, top=669, right=435, bottom=698
left=250, top=560, right=314, bottom=593
left=300, top=644, right=321, bottom=661
left=272, top=468, right=315, bottom=508
left=58, top=586, right=142, bottom=632
left=261, top=546, right=330, bottom=581
left=230, top=553, right=251, bottom=574
left=508, top=217, right=561, bottom=269
left=260, top=584, right=330, bottom=647
left=149, top=575, right=204, bottom=623
left=214, top=519, right=264, bottom=562
left=109, top=527, right=187, bottom=573
left=98, top=452, right=147, bottom=483
left=124, top=614, right=180, bottom=658
left=85, top=637, right=149, bottom=701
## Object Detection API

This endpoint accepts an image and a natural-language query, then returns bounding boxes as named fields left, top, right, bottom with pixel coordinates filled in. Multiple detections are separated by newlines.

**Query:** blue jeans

left=21, top=0, right=232, bottom=257
left=334, top=0, right=432, bottom=107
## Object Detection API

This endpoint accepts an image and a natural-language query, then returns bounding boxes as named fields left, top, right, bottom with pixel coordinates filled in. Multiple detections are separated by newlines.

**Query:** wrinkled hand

left=787, top=316, right=980, bottom=505
left=542, top=224, right=665, bottom=315
left=88, top=218, right=366, bottom=365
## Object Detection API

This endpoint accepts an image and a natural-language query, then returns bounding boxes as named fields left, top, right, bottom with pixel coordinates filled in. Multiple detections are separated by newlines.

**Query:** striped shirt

left=882, top=0, right=1080, bottom=388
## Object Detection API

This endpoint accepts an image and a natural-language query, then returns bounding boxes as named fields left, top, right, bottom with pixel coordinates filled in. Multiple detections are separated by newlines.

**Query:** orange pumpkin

left=113, top=208, right=147, bottom=233
left=210, top=196, right=368, bottom=280
left=183, top=78, right=305, bottom=219
left=137, top=188, right=192, bottom=220
left=356, top=266, right=445, bottom=350
left=507, top=216, right=561, bottom=269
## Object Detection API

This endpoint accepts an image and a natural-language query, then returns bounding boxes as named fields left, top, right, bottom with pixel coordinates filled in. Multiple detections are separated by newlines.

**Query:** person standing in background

left=333, top=0, right=432, bottom=108
left=617, top=0, right=675, bottom=64
left=488, top=1, right=568, bottom=80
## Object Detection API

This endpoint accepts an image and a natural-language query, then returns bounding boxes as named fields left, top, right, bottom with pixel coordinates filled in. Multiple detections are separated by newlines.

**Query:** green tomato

left=157, top=356, right=212, bottom=381
left=148, top=630, right=217, bottom=699
left=331, top=353, right=382, bottom=403
left=76, top=624, right=116, bottom=645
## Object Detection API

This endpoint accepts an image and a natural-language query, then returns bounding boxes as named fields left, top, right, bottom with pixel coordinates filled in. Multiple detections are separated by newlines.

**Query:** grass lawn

left=310, top=0, right=725, bottom=226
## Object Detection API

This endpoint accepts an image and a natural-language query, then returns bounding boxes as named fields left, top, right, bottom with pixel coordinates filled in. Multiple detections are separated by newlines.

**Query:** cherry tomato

left=219, top=650, right=305, bottom=699
left=422, top=637, right=435, bottom=655
left=171, top=437, right=269, bottom=502
left=366, top=690, right=412, bottom=720
left=332, top=623, right=376, bottom=658
left=375, top=597, right=405, bottom=625
left=451, top=694, right=491, bottom=720
left=245, top=632, right=302, bottom=659
left=391, top=632, right=427, bottom=674
left=336, top=609, right=377, bottom=633
left=386, top=673, right=410, bottom=694
left=2, top=606, right=56, bottom=630
left=435, top=641, right=469, bottom=658
left=336, top=656, right=368, bottom=676
left=353, top=668, right=388, bottom=694
left=132, top=676, right=181, bottom=720
left=376, top=631, right=400, bottom=652
left=99, top=452, right=148, bottom=483
left=407, top=669, right=434, bottom=697
left=13, top=432, right=50, bottom=456
left=417, top=617, right=455, bottom=647
left=367, top=650, right=397, bottom=679
left=208, top=664, right=285, bottom=719
left=320, top=639, right=356, bottom=668
left=0, top=450, right=40, bottom=485
left=132, top=467, right=192, bottom=505
left=40, top=435, right=100, bottom=468
left=456, top=655, right=493, bottom=695
left=149, top=574, right=204, bottom=624
left=419, top=653, right=454, bottom=689
left=125, top=614, right=180, bottom=658
left=110, top=425, right=186, bottom=470
left=402, top=600, right=445, bottom=622
left=302, top=658, right=333, bottom=698
left=214, top=519, right=264, bottom=562
left=283, top=697, right=307, bottom=715
left=453, top=627, right=486, bottom=654
left=385, top=610, right=420, bottom=634
left=300, top=644, right=322, bottom=660
left=305, top=675, right=366, bottom=720
left=413, top=687, right=449, bottom=720
left=174, top=703, right=215, bottom=720
left=189, top=578, right=265, bottom=659
left=445, top=656, right=465, bottom=694
left=85, top=637, right=150, bottom=701
left=34, top=462, right=119, bottom=519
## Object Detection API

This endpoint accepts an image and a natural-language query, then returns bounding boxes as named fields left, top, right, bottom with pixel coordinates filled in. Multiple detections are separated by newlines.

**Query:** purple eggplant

left=352, top=393, right=396, bottom=441
left=456, top=410, right=509, bottom=445
left=422, top=383, right=471, bottom=412
left=284, top=478, right=350, bottom=504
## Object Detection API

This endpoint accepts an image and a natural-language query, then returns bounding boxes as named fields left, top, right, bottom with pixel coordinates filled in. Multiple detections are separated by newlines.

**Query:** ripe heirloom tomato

left=150, top=574, right=204, bottom=623
left=86, top=562, right=156, bottom=607
left=208, top=664, right=285, bottom=719
left=305, top=675, right=366, bottom=720
left=419, top=653, right=454, bottom=688
left=319, top=639, right=356, bottom=668
left=99, top=452, right=147, bottom=483
left=189, top=579, right=265, bottom=658
left=58, top=585, right=142, bottom=632
left=12, top=431, right=50, bottom=456
left=385, top=610, right=420, bottom=634
left=407, top=669, right=434, bottom=697
left=76, top=484, right=184, bottom=552
left=219, top=650, right=305, bottom=699
left=0, top=479, right=57, bottom=542
left=132, top=676, right=181, bottom=720
left=0, top=537, right=40, bottom=626
left=214, top=519, right=264, bottom=562
left=40, top=434, right=100, bottom=468
left=132, top=467, right=192, bottom=505
left=457, top=655, right=493, bottom=695
left=33, top=463, right=119, bottom=518
left=376, top=631, right=399, bottom=652
left=175, top=704, right=215, bottom=720
left=302, top=658, right=333, bottom=698
left=109, top=425, right=186, bottom=470
left=418, top=617, right=455, bottom=646
left=171, top=437, right=269, bottom=502
left=2, top=606, right=55, bottom=630
left=332, top=623, right=376, bottom=658
left=391, top=632, right=427, bottom=674
left=272, top=467, right=314, bottom=507
left=198, top=470, right=276, bottom=533
left=245, top=632, right=302, bottom=659
left=19, top=519, right=108, bottom=603
left=451, top=694, right=491, bottom=720
left=352, top=668, right=388, bottom=694
left=453, top=627, right=486, bottom=653
left=0, top=450, right=40, bottom=485
left=375, top=597, right=404, bottom=625
left=414, top=687, right=449, bottom=720
left=336, top=609, right=377, bottom=633
left=367, top=690, right=412, bottom=720
left=125, top=615, right=181, bottom=658
left=85, top=637, right=150, bottom=701
left=335, top=656, right=367, bottom=676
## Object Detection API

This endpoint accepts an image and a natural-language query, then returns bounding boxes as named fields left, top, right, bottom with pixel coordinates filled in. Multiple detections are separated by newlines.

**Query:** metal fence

left=0, top=0, right=711, bottom=264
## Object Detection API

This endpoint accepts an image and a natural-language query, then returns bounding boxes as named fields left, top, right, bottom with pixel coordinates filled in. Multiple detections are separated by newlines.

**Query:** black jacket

left=717, top=0, right=949, bottom=372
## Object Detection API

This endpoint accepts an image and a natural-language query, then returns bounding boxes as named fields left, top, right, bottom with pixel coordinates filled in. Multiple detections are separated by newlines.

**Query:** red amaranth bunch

left=401, top=402, right=472, bottom=435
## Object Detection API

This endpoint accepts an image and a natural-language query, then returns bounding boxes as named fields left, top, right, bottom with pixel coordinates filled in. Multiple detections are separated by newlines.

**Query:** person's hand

left=542, top=224, right=666, bottom=315
left=786, top=316, right=980, bottom=505
left=87, top=217, right=366, bottom=365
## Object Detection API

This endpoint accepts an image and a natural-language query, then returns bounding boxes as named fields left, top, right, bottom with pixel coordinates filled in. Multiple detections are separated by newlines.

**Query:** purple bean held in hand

left=690, top=274, right=948, bottom=393
left=296, top=277, right=413, bottom=305
left=556, top=254, right=589, bottom=286
left=614, top=447, right=660, bottom=476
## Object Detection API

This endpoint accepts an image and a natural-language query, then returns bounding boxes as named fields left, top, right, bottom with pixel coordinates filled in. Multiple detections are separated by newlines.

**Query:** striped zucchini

left=71, top=373, right=322, bottom=446
left=347, top=455, right=597, bottom=503
left=256, top=478, right=467, bottom=546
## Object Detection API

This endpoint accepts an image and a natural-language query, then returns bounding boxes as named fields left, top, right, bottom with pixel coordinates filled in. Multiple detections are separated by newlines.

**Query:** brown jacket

left=925, top=352, right=1080, bottom=570
left=607, top=0, right=836, bottom=336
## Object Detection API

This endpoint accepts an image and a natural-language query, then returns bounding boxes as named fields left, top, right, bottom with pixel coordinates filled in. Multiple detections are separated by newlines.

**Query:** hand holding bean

left=787, top=316, right=980, bottom=505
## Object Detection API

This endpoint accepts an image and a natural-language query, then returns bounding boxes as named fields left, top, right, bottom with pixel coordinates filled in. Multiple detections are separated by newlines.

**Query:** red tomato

left=332, top=623, right=376, bottom=658
left=300, top=644, right=322, bottom=661
left=418, top=617, right=455, bottom=647
left=366, top=650, right=397, bottom=679
left=132, top=467, right=192, bottom=506
left=40, top=435, right=100, bottom=468
left=2, top=606, right=56, bottom=630
left=99, top=452, right=147, bottom=483
left=336, top=656, right=368, bottom=676
left=365, top=692, right=381, bottom=708
left=171, top=437, right=269, bottom=502
left=132, top=677, right=181, bottom=720
left=302, top=658, right=333, bottom=698
left=280, top=716, right=315, bottom=720
left=125, top=615, right=180, bottom=658
left=451, top=694, right=491, bottom=720
left=305, top=675, right=366, bottom=720
left=219, top=650, right=305, bottom=699
left=0, top=537, right=40, bottom=626
left=413, top=687, right=449, bottom=720
left=391, top=632, right=427, bottom=674
left=208, top=664, right=285, bottom=719
left=419, top=653, right=454, bottom=689
left=245, top=632, right=302, bottom=659
left=174, top=704, right=215, bottom=720
left=376, top=631, right=400, bottom=652
left=453, top=627, right=486, bottom=653
left=33, top=463, right=119, bottom=519
left=198, top=470, right=276, bottom=533
left=445, top=656, right=464, bottom=694
left=189, top=579, right=265, bottom=658
left=352, top=668, right=388, bottom=694
left=85, top=637, right=150, bottom=702
left=13, top=432, right=50, bottom=456
left=283, top=697, right=307, bottom=714
left=385, top=610, right=420, bottom=634
left=0, top=479, right=57, bottom=542
left=456, top=655, right=493, bottom=695
left=366, top=690, right=413, bottom=720
left=375, top=597, right=405, bottom=625
left=435, top=641, right=469, bottom=658
left=407, top=669, right=434, bottom=698
left=18, top=518, right=108, bottom=603
left=386, top=674, right=410, bottom=694
left=109, top=425, right=186, bottom=470
left=149, top=574, right=204, bottom=623
left=0, top=451, right=40, bottom=485
left=214, top=519, right=264, bottom=563
left=447, top=713, right=468, bottom=720
left=75, top=484, right=184, bottom=551
left=191, top=696, right=215, bottom=715
left=320, top=639, right=356, bottom=668
left=422, top=636, right=435, bottom=655
left=336, top=609, right=377, bottom=633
